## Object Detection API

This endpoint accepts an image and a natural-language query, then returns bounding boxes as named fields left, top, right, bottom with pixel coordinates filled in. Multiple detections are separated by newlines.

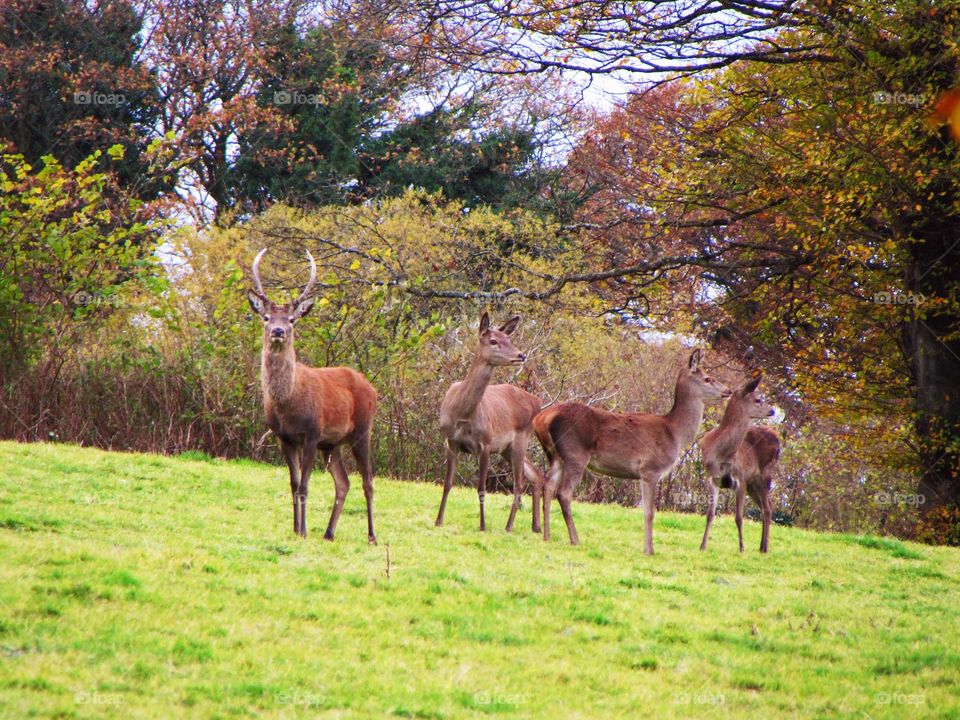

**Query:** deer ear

left=499, top=315, right=521, bottom=336
left=292, top=296, right=315, bottom=320
left=741, top=373, right=762, bottom=396
left=688, top=349, right=701, bottom=370
left=479, top=312, right=490, bottom=335
left=247, top=290, right=267, bottom=318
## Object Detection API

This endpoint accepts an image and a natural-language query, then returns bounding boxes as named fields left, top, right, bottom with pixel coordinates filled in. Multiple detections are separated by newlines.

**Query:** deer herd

left=248, top=250, right=783, bottom=554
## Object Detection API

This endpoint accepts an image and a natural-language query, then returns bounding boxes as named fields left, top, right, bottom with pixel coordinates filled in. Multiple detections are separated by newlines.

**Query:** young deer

left=435, top=313, right=543, bottom=533
left=247, top=248, right=378, bottom=544
left=534, top=349, right=730, bottom=553
left=700, top=374, right=780, bottom=553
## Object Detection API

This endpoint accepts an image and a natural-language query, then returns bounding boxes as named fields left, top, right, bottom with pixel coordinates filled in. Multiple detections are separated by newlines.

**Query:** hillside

left=0, top=441, right=958, bottom=718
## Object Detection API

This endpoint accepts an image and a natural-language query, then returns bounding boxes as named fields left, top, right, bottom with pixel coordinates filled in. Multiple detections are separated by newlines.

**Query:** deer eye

left=490, top=339, right=498, bottom=346
left=288, top=317, right=295, bottom=323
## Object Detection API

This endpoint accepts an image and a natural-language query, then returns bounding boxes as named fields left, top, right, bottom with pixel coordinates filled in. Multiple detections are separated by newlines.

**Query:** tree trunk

left=905, top=214, right=960, bottom=514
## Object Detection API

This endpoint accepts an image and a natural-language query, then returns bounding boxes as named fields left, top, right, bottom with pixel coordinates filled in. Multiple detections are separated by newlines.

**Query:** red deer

left=435, top=313, right=543, bottom=533
left=534, top=349, right=730, bottom=553
left=700, top=375, right=781, bottom=553
left=247, top=248, right=377, bottom=544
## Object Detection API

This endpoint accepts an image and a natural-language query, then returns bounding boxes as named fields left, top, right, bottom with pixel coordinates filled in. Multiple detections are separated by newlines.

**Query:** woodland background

left=1, top=0, right=959, bottom=543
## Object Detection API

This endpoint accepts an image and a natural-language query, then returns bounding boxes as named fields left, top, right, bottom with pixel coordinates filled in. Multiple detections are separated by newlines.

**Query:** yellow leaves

left=845, top=242, right=874, bottom=262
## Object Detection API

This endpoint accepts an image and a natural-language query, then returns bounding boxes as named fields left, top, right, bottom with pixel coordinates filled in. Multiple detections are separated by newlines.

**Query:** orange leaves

left=930, top=88, right=960, bottom=141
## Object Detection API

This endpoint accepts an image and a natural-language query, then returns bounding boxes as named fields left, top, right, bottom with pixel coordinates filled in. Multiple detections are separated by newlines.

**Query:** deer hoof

left=368, top=535, right=378, bottom=546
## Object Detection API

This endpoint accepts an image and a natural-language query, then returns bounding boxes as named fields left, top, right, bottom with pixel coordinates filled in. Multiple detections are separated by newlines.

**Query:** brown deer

left=534, top=349, right=730, bottom=553
left=247, top=248, right=378, bottom=544
left=700, top=374, right=780, bottom=553
left=435, top=313, right=544, bottom=533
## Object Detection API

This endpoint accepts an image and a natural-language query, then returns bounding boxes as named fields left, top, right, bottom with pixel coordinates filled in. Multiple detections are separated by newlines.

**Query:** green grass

left=0, top=441, right=958, bottom=719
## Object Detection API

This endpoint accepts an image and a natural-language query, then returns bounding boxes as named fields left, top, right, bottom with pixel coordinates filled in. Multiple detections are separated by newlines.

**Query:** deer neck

left=449, top=352, right=495, bottom=419
left=262, top=340, right=297, bottom=406
left=718, top=399, right=751, bottom=450
left=664, top=372, right=705, bottom=449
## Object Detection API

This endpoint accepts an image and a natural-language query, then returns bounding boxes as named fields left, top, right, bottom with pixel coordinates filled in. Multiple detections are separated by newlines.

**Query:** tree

left=358, top=103, right=542, bottom=210
left=229, top=13, right=555, bottom=213
left=227, top=12, right=415, bottom=211
left=406, top=0, right=824, bottom=78
left=137, top=0, right=303, bottom=222
left=0, top=0, right=164, bottom=198
left=555, top=2, right=960, bottom=518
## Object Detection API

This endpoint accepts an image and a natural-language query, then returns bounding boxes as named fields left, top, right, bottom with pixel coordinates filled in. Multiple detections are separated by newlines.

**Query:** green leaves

left=0, top=151, right=161, bottom=372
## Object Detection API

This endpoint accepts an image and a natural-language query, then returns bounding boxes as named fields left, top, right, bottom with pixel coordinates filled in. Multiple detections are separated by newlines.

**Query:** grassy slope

left=0, top=441, right=958, bottom=719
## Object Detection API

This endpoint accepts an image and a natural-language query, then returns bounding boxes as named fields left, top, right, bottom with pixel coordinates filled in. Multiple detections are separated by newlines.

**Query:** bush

left=914, top=506, right=960, bottom=546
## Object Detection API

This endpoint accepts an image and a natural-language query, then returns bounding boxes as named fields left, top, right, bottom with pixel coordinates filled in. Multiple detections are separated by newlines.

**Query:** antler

left=296, top=250, right=317, bottom=304
left=251, top=247, right=268, bottom=297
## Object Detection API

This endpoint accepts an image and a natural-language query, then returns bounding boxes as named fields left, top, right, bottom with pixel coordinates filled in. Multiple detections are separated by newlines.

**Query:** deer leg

left=759, top=482, right=773, bottom=553
left=747, top=485, right=764, bottom=552
left=557, top=466, right=582, bottom=546
left=640, top=476, right=658, bottom=556
left=351, top=432, right=376, bottom=545
left=700, top=481, right=719, bottom=551
left=477, top=446, right=491, bottom=532
left=280, top=438, right=301, bottom=536
left=297, top=441, right=319, bottom=538
left=435, top=442, right=457, bottom=527
left=542, top=457, right=562, bottom=542
left=525, top=456, right=543, bottom=534
left=323, top=448, right=350, bottom=541
left=505, top=444, right=525, bottom=533
left=735, top=481, right=746, bottom=553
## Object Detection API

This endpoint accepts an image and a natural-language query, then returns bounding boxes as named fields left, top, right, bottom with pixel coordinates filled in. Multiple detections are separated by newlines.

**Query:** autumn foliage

left=2, top=0, right=959, bottom=542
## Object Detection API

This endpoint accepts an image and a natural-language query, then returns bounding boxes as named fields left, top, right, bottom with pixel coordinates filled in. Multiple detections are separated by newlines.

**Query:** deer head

left=737, top=373, right=776, bottom=419
left=683, top=349, right=731, bottom=402
left=476, top=312, right=526, bottom=366
left=247, top=247, right=317, bottom=351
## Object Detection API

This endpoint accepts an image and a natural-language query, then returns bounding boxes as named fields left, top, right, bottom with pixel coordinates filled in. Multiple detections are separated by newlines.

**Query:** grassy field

left=0, top=441, right=958, bottom=719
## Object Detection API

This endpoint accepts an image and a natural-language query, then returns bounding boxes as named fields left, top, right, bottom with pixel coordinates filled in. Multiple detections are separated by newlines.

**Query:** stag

left=700, top=374, right=781, bottom=553
left=534, top=350, right=730, bottom=552
left=247, top=248, right=378, bottom=543
left=435, top=313, right=543, bottom=533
